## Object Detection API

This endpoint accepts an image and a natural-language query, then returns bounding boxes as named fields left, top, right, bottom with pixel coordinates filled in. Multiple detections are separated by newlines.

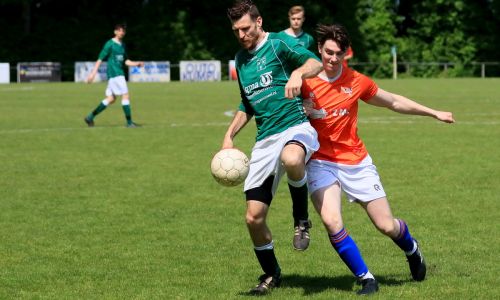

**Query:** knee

left=323, top=217, right=344, bottom=234
left=246, top=212, right=265, bottom=228
left=281, top=153, right=304, bottom=170
left=375, top=219, right=398, bottom=237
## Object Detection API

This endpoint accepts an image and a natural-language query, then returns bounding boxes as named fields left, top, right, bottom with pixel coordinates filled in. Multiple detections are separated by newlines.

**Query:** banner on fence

left=129, top=61, right=171, bottom=82
left=0, top=63, right=9, bottom=84
left=74, top=62, right=107, bottom=82
left=17, top=62, right=61, bottom=83
left=180, top=60, right=221, bottom=82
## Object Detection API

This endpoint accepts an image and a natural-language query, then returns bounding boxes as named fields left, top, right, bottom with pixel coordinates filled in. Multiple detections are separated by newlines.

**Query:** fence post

left=481, top=63, right=485, bottom=78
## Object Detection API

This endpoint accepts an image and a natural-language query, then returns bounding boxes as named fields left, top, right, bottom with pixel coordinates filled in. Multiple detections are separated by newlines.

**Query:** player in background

left=343, top=46, right=353, bottom=68
left=223, top=0, right=322, bottom=295
left=278, top=5, right=315, bottom=51
left=301, top=23, right=454, bottom=295
left=84, top=23, right=144, bottom=128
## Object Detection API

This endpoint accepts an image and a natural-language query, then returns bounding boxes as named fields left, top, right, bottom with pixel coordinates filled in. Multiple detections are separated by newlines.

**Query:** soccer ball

left=210, top=148, right=249, bottom=187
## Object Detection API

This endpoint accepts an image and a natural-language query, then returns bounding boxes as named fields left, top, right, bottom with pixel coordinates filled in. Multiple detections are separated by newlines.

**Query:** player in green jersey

left=278, top=6, right=315, bottom=51
left=84, top=23, right=144, bottom=128
left=222, top=0, right=322, bottom=295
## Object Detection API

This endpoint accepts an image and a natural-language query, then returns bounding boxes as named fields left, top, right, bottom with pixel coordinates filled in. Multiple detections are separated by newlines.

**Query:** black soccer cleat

left=293, top=220, right=312, bottom=251
left=249, top=273, right=281, bottom=296
left=356, top=278, right=379, bottom=295
left=407, top=240, right=427, bottom=281
left=84, top=117, right=94, bottom=127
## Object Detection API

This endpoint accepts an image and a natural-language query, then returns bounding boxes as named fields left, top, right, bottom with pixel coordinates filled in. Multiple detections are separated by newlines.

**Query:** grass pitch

left=0, top=79, right=499, bottom=299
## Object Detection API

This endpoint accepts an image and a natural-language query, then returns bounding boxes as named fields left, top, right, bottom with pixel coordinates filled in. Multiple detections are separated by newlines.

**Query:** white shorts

left=307, top=155, right=386, bottom=203
left=105, top=76, right=129, bottom=96
left=244, top=122, right=319, bottom=196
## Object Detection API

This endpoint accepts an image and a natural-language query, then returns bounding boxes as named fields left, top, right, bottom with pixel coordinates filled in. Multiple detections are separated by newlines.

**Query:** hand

left=435, top=111, right=455, bottom=123
left=86, top=73, right=95, bottom=84
left=284, top=71, right=303, bottom=99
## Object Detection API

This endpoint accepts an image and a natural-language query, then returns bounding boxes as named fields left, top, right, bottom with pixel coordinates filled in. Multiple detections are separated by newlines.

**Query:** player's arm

left=285, top=58, right=323, bottom=99
left=86, top=59, right=103, bottom=83
left=367, top=88, right=455, bottom=123
left=125, top=60, right=144, bottom=67
left=222, top=110, right=253, bottom=149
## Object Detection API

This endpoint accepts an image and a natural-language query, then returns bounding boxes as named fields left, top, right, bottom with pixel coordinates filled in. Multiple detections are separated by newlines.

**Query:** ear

left=256, top=16, right=263, bottom=28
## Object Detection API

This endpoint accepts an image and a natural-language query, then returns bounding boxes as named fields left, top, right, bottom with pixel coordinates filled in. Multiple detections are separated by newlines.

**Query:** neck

left=323, top=65, right=342, bottom=80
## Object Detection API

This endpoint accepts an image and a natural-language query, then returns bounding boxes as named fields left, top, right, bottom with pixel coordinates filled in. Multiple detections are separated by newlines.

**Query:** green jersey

left=235, top=32, right=319, bottom=141
left=277, top=30, right=315, bottom=51
left=98, top=39, right=128, bottom=79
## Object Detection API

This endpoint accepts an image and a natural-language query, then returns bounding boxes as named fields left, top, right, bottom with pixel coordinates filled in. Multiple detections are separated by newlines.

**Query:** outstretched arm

left=285, top=58, right=323, bottom=99
left=368, top=88, right=455, bottom=123
left=222, top=110, right=253, bottom=149
left=125, top=59, right=144, bottom=67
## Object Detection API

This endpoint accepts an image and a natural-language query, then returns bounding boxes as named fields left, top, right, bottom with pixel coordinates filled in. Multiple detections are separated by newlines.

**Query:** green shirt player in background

left=278, top=6, right=315, bottom=51
left=84, top=23, right=144, bottom=128
left=222, top=0, right=322, bottom=295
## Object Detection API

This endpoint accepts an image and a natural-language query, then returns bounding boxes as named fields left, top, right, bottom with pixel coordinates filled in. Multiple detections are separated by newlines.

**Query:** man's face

left=289, top=12, right=305, bottom=30
left=114, top=28, right=126, bottom=39
left=319, top=39, right=345, bottom=73
left=232, top=13, right=262, bottom=50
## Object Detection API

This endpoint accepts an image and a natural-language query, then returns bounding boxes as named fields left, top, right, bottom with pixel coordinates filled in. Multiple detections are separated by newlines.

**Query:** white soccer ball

left=210, top=148, right=250, bottom=187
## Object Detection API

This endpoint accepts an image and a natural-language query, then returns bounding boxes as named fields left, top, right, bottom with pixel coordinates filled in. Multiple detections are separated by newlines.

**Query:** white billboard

left=0, top=63, right=9, bottom=84
left=74, top=62, right=107, bottom=82
left=129, top=61, right=171, bottom=82
left=180, top=60, right=221, bottom=82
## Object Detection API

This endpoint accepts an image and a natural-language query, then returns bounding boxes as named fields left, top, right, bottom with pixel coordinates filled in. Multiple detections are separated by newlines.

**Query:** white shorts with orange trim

left=306, top=155, right=386, bottom=203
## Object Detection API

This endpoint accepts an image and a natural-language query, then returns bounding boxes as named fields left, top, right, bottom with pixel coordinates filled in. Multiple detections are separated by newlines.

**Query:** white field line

left=0, top=119, right=498, bottom=135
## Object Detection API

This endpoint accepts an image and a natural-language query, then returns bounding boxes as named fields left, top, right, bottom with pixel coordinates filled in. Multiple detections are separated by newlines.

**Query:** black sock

left=254, top=248, right=281, bottom=276
left=288, top=183, right=309, bottom=226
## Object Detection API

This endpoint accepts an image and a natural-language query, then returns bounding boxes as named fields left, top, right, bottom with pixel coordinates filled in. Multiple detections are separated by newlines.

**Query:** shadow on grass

left=236, top=273, right=410, bottom=297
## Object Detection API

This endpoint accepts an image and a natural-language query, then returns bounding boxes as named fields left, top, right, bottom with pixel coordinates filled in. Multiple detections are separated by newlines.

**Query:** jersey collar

left=249, top=32, right=269, bottom=54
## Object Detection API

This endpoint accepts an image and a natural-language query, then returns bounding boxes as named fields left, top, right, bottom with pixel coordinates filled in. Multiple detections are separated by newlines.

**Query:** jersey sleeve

left=236, top=71, right=255, bottom=116
left=98, top=41, right=111, bottom=61
left=359, top=73, right=379, bottom=102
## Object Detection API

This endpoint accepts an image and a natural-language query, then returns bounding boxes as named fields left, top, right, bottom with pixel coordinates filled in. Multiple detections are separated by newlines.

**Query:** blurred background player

left=279, top=5, right=314, bottom=51
left=84, top=23, right=144, bottom=128
left=224, top=0, right=322, bottom=295
left=301, top=23, right=455, bottom=295
left=343, top=46, right=353, bottom=68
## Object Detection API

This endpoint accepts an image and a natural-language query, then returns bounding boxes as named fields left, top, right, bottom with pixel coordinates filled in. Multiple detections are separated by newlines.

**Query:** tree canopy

left=0, top=0, right=499, bottom=78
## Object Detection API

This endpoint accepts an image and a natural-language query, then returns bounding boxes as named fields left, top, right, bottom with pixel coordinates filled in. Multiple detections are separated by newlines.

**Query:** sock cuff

left=329, top=228, right=349, bottom=244
left=396, top=219, right=407, bottom=240
left=121, top=99, right=130, bottom=105
left=102, top=99, right=110, bottom=106
left=288, top=174, right=307, bottom=187
left=254, top=241, right=274, bottom=251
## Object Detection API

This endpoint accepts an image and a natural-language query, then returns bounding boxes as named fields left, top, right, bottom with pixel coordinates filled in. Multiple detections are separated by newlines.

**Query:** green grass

left=0, top=79, right=499, bottom=299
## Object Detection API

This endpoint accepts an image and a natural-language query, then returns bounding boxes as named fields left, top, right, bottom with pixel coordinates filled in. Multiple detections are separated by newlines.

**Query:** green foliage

left=355, top=0, right=398, bottom=77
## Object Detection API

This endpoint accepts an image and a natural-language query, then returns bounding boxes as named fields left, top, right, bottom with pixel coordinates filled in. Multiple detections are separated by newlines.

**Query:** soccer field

left=0, top=79, right=499, bottom=299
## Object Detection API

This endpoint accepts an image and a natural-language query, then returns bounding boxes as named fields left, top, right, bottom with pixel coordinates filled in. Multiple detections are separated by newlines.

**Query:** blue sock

left=392, top=219, right=415, bottom=253
left=329, top=228, right=368, bottom=277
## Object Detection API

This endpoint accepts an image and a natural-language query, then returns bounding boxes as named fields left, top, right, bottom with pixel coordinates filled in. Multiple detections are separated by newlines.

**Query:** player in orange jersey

left=301, top=23, right=454, bottom=295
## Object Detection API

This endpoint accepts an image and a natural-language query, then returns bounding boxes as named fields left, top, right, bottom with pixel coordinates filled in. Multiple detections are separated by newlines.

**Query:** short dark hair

left=316, top=24, right=350, bottom=52
left=114, top=23, right=126, bottom=31
left=227, top=0, right=261, bottom=22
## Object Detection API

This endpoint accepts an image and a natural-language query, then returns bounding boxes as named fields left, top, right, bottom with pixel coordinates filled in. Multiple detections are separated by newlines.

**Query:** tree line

left=1, top=0, right=499, bottom=78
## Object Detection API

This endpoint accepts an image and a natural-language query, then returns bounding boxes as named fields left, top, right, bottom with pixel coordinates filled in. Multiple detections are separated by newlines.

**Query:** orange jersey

left=302, top=67, right=378, bottom=164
